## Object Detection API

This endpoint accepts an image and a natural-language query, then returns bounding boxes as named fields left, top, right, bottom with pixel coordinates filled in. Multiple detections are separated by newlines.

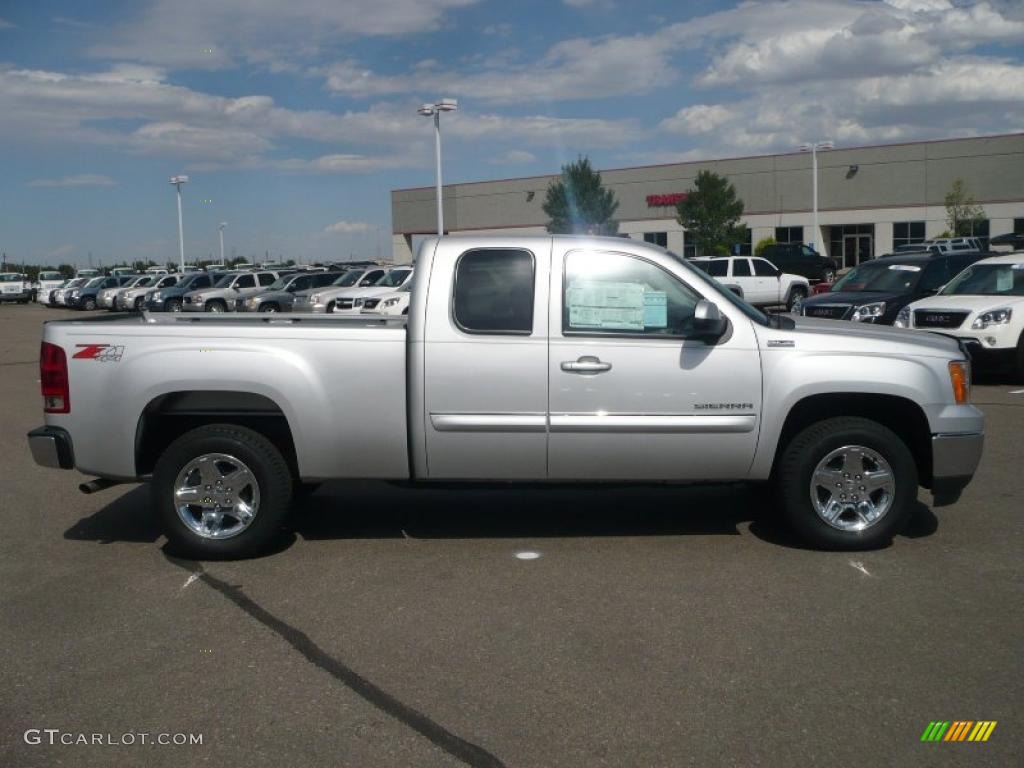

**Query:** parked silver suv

left=292, top=267, right=388, bottom=313
left=237, top=271, right=344, bottom=313
left=183, top=271, right=281, bottom=312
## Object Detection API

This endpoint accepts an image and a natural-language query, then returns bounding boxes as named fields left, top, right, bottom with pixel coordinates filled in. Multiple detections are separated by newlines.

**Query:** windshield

left=376, top=269, right=411, bottom=287
left=39, top=272, right=63, bottom=280
left=333, top=270, right=364, bottom=287
left=83, top=277, right=104, bottom=288
left=266, top=275, right=297, bottom=291
left=0, top=274, right=25, bottom=282
left=130, top=276, right=154, bottom=288
left=940, top=263, right=1024, bottom=296
left=832, top=262, right=922, bottom=292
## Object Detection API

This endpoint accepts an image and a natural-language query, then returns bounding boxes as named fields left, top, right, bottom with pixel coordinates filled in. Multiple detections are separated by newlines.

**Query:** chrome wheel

left=174, top=453, right=260, bottom=539
left=809, top=444, right=895, bottom=532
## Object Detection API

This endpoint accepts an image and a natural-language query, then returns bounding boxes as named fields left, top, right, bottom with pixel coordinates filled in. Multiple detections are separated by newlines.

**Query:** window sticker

left=643, top=291, right=667, bottom=328
left=1011, top=263, right=1024, bottom=270
left=888, top=264, right=921, bottom=272
left=996, top=270, right=1013, bottom=292
left=566, top=280, right=645, bottom=331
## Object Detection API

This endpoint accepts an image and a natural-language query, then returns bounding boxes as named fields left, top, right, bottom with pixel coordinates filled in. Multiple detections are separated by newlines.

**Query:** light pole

left=169, top=175, right=189, bottom=272
left=218, top=222, right=227, bottom=265
left=797, top=141, right=833, bottom=252
left=417, top=98, right=458, bottom=236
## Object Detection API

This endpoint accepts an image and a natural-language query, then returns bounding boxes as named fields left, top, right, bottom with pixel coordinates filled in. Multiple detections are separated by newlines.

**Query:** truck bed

left=41, top=311, right=410, bottom=481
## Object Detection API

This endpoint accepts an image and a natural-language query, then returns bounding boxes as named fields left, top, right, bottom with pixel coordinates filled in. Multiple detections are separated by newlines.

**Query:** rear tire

left=822, top=269, right=836, bottom=284
left=774, top=417, right=917, bottom=550
left=152, top=424, right=293, bottom=559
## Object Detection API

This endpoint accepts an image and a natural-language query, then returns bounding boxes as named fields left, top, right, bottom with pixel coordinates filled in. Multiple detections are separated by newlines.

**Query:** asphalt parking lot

left=1, top=303, right=1021, bottom=768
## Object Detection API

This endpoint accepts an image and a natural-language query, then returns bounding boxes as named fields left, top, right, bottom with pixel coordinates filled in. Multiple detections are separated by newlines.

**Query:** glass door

left=843, top=235, right=873, bottom=268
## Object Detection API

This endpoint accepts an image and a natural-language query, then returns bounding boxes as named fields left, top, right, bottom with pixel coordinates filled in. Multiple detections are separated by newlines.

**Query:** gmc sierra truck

left=28, top=236, right=984, bottom=558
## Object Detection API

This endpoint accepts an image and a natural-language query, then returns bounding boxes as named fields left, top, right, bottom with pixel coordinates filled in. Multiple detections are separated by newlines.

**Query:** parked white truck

left=28, top=236, right=983, bottom=558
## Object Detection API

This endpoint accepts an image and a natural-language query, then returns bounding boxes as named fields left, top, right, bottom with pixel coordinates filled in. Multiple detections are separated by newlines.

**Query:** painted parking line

left=1009, top=389, right=1024, bottom=395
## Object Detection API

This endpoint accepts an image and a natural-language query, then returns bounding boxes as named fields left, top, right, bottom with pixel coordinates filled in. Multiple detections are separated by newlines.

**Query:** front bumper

left=930, top=431, right=984, bottom=506
left=27, top=426, right=75, bottom=469
left=0, top=290, right=31, bottom=301
left=957, top=339, right=1018, bottom=370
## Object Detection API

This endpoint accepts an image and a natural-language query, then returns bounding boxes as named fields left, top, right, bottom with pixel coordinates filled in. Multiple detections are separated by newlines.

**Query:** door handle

left=561, top=356, right=612, bottom=373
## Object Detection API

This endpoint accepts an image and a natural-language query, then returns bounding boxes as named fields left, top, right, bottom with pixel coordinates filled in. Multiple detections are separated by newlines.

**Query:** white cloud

left=27, top=174, right=117, bottom=188
left=91, top=0, right=479, bottom=70
left=324, top=220, right=372, bottom=235
left=488, top=149, right=537, bottom=165
left=659, top=105, right=736, bottom=135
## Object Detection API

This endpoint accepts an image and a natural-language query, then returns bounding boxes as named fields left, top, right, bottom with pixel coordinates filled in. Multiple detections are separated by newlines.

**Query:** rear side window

left=919, top=260, right=950, bottom=292
left=453, top=249, right=534, bottom=334
left=257, top=273, right=275, bottom=286
left=314, top=273, right=338, bottom=287
left=705, top=260, right=728, bottom=277
left=732, top=259, right=752, bottom=277
left=193, top=275, right=211, bottom=289
left=236, top=274, right=256, bottom=289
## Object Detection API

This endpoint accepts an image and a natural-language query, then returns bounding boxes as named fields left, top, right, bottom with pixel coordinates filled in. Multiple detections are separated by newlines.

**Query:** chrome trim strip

left=430, top=413, right=547, bottom=433
left=549, top=414, right=756, bottom=433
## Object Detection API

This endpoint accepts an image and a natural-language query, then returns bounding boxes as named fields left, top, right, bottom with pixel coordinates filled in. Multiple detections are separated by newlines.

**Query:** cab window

left=453, top=249, right=534, bottom=334
left=732, top=259, right=752, bottom=277
left=753, top=259, right=779, bottom=277
left=563, top=250, right=701, bottom=338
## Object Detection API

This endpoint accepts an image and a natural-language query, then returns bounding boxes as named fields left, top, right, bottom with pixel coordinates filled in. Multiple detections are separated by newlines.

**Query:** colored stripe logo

left=921, top=721, right=997, bottom=742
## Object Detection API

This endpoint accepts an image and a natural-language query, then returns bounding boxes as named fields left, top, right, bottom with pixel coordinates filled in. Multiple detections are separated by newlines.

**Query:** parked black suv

left=798, top=251, right=988, bottom=325
left=760, top=243, right=840, bottom=283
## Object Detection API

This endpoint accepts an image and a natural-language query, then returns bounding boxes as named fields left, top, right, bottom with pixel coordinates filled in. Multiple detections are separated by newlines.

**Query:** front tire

left=152, top=424, right=293, bottom=559
left=166, top=298, right=182, bottom=313
left=787, top=286, right=807, bottom=313
left=134, top=296, right=145, bottom=311
left=82, top=297, right=97, bottom=311
left=206, top=300, right=226, bottom=313
left=774, top=417, right=917, bottom=550
left=259, top=303, right=279, bottom=313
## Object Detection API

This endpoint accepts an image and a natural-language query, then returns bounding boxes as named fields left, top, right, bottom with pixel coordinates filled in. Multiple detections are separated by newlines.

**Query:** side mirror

left=690, top=300, right=728, bottom=341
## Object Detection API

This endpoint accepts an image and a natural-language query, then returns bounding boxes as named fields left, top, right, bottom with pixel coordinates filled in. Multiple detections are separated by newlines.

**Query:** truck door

left=751, top=258, right=782, bottom=304
left=421, top=241, right=550, bottom=479
left=547, top=245, right=762, bottom=480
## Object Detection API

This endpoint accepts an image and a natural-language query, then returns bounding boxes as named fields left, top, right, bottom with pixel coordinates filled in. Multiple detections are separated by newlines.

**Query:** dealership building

left=391, top=132, right=1023, bottom=267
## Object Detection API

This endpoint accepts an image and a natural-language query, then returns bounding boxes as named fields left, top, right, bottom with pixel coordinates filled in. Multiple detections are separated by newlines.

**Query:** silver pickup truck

left=28, top=236, right=984, bottom=558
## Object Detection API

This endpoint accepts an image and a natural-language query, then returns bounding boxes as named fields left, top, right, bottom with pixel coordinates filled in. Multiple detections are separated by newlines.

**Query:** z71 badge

left=73, top=343, right=125, bottom=362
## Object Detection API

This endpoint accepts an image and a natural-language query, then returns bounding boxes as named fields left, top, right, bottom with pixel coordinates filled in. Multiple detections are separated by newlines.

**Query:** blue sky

left=0, top=0, right=1022, bottom=266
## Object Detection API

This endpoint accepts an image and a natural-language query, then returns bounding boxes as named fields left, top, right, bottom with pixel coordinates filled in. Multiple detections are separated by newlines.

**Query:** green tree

left=542, top=156, right=619, bottom=235
left=676, top=170, right=745, bottom=256
left=944, top=178, right=985, bottom=237
left=754, top=237, right=776, bottom=257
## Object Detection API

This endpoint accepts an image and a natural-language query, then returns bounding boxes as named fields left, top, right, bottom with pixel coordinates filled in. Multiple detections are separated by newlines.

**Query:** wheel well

left=135, top=391, right=298, bottom=478
left=773, top=393, right=933, bottom=487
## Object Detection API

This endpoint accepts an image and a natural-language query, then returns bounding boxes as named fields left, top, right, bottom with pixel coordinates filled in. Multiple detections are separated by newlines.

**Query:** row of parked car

left=38, top=264, right=415, bottom=317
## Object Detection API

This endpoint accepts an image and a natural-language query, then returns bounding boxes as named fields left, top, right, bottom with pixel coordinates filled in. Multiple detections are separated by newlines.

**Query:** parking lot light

left=797, top=141, right=834, bottom=252
left=418, top=98, right=458, bottom=236
left=169, top=175, right=189, bottom=273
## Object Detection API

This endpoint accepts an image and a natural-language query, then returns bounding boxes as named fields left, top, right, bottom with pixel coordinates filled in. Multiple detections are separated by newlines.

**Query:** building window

left=775, top=226, right=803, bottom=244
left=453, top=249, right=535, bottom=334
left=730, top=228, right=752, bottom=256
left=959, top=219, right=989, bottom=249
left=643, top=232, right=668, bottom=248
left=682, top=239, right=697, bottom=259
left=893, top=221, right=925, bottom=248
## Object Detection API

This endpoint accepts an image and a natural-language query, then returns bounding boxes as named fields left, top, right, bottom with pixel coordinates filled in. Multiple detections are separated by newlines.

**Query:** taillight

left=40, top=341, right=70, bottom=413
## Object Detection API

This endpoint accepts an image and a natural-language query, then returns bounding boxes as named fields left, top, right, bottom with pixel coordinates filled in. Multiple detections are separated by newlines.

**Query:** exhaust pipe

left=79, top=477, right=122, bottom=495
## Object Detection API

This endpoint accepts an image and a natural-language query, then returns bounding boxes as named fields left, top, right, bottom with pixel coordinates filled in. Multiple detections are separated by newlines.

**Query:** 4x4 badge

left=73, top=344, right=125, bottom=362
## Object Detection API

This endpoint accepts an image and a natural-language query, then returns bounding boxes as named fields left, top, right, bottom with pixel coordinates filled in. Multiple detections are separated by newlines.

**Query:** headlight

left=247, top=298, right=259, bottom=307
left=151, top=292, right=162, bottom=301
left=382, top=297, right=401, bottom=308
left=971, top=308, right=1012, bottom=329
left=310, top=292, right=322, bottom=303
left=852, top=302, right=886, bottom=322
left=894, top=306, right=911, bottom=328
left=69, top=290, right=80, bottom=298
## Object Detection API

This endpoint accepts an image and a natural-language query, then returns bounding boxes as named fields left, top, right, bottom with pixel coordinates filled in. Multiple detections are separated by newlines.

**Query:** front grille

left=803, top=304, right=850, bottom=320
left=362, top=298, right=380, bottom=310
left=914, top=310, right=969, bottom=329
left=338, top=298, right=354, bottom=309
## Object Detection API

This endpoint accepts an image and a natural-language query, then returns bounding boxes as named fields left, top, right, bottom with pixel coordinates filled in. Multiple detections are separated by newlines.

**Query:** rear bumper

left=27, top=426, right=75, bottom=470
left=930, top=431, right=983, bottom=506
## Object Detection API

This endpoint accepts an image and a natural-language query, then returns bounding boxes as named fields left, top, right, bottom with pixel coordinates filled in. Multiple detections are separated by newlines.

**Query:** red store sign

left=646, top=193, right=688, bottom=207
